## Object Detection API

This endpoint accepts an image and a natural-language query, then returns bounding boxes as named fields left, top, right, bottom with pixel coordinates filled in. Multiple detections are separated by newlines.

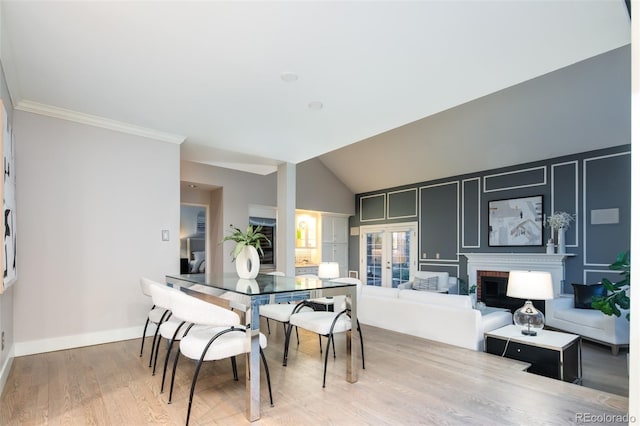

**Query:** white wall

left=181, top=161, right=277, bottom=273
left=297, top=158, right=354, bottom=215
left=13, top=111, right=180, bottom=355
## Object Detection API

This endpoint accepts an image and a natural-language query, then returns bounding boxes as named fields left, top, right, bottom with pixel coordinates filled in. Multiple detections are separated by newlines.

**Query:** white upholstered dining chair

left=167, top=290, right=274, bottom=425
left=139, top=277, right=171, bottom=367
left=283, top=277, right=365, bottom=387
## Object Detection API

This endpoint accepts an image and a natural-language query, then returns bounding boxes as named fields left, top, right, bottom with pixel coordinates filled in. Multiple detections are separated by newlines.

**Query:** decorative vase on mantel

left=557, top=228, right=566, bottom=254
left=235, top=245, right=260, bottom=279
left=546, top=238, right=555, bottom=254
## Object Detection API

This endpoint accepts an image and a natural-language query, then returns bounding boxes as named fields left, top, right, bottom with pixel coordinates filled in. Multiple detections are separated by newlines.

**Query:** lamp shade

left=318, top=262, right=340, bottom=279
left=506, top=270, right=554, bottom=300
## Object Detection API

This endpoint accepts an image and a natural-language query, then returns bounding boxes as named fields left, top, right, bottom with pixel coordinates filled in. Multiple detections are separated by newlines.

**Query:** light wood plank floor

left=0, top=322, right=629, bottom=425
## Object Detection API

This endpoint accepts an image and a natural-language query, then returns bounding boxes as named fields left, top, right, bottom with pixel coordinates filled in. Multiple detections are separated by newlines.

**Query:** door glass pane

left=391, top=230, right=411, bottom=288
left=365, top=232, right=383, bottom=286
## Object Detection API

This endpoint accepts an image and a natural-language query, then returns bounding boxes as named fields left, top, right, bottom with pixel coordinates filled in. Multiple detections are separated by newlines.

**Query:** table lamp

left=506, top=270, right=554, bottom=336
left=318, top=262, right=340, bottom=279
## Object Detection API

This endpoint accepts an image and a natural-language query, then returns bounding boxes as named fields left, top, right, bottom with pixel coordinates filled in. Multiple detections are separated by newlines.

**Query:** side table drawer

left=486, top=337, right=561, bottom=380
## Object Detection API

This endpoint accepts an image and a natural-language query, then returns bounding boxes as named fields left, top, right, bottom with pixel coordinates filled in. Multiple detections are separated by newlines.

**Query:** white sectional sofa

left=357, top=285, right=512, bottom=351
left=545, top=296, right=630, bottom=355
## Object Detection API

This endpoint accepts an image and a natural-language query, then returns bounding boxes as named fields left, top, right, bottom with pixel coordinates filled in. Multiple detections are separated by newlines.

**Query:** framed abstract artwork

left=1, top=100, right=17, bottom=292
left=488, top=195, right=543, bottom=247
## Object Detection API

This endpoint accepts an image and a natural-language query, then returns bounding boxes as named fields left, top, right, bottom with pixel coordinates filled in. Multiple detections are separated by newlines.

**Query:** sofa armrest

left=398, top=282, right=412, bottom=290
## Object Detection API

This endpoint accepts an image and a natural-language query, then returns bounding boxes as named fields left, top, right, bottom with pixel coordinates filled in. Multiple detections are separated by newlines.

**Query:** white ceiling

left=0, top=1, right=630, bottom=192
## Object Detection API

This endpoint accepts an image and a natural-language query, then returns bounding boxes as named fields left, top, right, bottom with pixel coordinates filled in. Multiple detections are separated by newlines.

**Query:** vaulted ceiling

left=0, top=1, right=630, bottom=193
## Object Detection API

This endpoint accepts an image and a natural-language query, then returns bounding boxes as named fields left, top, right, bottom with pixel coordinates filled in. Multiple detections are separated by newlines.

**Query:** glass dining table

left=165, top=272, right=359, bottom=422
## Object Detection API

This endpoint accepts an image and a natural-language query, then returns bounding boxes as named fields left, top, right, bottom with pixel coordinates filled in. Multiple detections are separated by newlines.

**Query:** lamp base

left=513, top=300, right=545, bottom=337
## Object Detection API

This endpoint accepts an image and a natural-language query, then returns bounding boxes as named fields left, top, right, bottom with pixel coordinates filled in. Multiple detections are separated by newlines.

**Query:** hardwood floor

left=0, top=322, right=629, bottom=425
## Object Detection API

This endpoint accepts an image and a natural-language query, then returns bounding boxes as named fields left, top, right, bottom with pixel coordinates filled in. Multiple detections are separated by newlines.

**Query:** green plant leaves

left=221, top=224, right=272, bottom=260
left=591, top=250, right=630, bottom=321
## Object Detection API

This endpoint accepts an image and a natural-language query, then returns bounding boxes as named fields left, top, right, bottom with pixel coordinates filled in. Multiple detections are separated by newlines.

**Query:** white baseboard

left=13, top=325, right=149, bottom=357
left=0, top=345, right=15, bottom=399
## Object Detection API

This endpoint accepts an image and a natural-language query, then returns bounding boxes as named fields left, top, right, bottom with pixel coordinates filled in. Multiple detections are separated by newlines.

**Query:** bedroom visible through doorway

left=180, top=204, right=208, bottom=274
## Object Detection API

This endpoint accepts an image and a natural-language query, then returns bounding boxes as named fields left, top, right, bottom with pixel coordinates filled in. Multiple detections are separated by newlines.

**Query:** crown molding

left=15, top=100, right=186, bottom=144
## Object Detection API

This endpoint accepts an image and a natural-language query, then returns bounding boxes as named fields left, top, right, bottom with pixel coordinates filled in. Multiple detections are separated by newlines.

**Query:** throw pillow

left=572, top=283, right=606, bottom=309
left=413, top=276, right=439, bottom=291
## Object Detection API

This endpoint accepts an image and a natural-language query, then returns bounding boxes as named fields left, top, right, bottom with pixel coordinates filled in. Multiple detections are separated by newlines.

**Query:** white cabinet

left=322, top=214, right=349, bottom=277
left=322, top=215, right=348, bottom=244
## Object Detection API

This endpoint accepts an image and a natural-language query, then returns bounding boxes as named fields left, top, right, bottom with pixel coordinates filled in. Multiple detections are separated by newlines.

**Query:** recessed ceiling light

left=308, top=101, right=323, bottom=111
left=280, top=72, right=298, bottom=82
left=188, top=184, right=197, bottom=188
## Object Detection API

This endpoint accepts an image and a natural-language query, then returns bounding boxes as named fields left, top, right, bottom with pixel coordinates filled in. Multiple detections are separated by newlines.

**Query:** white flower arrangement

left=546, top=211, right=575, bottom=230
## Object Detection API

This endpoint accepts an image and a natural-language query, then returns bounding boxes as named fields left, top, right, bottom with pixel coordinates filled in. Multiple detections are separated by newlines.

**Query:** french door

left=359, top=222, right=418, bottom=288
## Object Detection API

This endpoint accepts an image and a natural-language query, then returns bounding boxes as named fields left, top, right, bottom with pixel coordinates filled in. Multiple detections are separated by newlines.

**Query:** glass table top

left=165, top=272, right=356, bottom=296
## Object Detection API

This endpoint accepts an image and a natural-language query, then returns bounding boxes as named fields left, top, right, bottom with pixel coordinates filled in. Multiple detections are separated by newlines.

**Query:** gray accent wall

left=351, top=145, right=631, bottom=293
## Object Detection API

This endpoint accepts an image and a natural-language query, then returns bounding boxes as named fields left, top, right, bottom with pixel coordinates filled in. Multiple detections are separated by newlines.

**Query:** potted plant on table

left=221, top=224, right=271, bottom=279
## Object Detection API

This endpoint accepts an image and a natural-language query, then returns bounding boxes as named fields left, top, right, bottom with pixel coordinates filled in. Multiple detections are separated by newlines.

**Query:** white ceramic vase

left=235, top=245, right=260, bottom=279
left=557, top=228, right=566, bottom=254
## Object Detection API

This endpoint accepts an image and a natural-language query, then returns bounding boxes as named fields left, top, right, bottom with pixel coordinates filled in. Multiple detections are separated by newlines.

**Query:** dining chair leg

left=318, top=335, right=323, bottom=353
left=140, top=317, right=151, bottom=357
left=161, top=338, right=176, bottom=393
left=282, top=323, right=294, bottom=366
left=231, top=356, right=239, bottom=381
left=152, top=333, right=164, bottom=375
left=149, top=310, right=171, bottom=367
left=331, top=334, right=336, bottom=358
left=186, top=357, right=206, bottom=426
left=357, top=320, right=365, bottom=369
left=260, top=348, right=274, bottom=407
left=322, top=334, right=334, bottom=388
left=267, top=318, right=271, bottom=334
left=168, top=350, right=182, bottom=404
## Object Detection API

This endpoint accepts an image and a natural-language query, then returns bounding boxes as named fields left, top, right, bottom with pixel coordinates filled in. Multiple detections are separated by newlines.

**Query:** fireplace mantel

left=459, top=252, right=575, bottom=296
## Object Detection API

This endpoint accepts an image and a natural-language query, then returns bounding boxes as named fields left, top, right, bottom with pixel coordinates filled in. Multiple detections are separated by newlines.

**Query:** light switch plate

left=161, top=230, right=170, bottom=241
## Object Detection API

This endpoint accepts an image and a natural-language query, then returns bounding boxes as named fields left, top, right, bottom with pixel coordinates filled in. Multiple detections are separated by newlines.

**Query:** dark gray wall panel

left=584, top=270, right=622, bottom=286
left=360, top=194, right=385, bottom=222
left=584, top=152, right=631, bottom=265
left=551, top=161, right=578, bottom=246
left=484, top=167, right=546, bottom=192
left=387, top=188, right=417, bottom=219
left=420, top=182, right=458, bottom=261
left=462, top=178, right=480, bottom=248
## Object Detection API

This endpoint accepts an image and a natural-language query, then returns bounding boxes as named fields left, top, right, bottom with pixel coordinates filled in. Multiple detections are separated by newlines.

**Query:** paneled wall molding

left=360, top=193, right=386, bottom=222
left=387, top=188, right=417, bottom=219
left=550, top=160, right=579, bottom=248
left=462, top=177, right=481, bottom=248
left=352, top=145, right=630, bottom=292
left=582, top=151, right=631, bottom=267
left=483, top=165, right=547, bottom=192
left=583, top=268, right=622, bottom=285
left=419, top=181, right=459, bottom=262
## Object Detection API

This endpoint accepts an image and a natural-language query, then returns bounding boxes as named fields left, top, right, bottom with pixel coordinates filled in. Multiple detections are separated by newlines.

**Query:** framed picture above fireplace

left=488, top=195, right=543, bottom=247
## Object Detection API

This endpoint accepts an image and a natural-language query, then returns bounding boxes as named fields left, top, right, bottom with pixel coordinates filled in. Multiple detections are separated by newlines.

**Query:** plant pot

left=235, top=245, right=260, bottom=279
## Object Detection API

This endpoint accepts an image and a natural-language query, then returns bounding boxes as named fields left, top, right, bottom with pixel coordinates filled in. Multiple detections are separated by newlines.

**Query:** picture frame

left=1, top=100, right=17, bottom=292
left=348, top=270, right=359, bottom=279
left=488, top=195, right=543, bottom=247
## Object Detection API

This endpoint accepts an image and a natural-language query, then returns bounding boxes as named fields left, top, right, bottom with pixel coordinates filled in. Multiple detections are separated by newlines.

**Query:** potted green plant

left=221, top=224, right=271, bottom=279
left=592, top=250, right=630, bottom=321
